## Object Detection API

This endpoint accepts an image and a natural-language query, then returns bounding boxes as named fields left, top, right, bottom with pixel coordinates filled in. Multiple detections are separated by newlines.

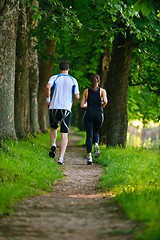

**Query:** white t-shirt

left=48, top=73, right=79, bottom=112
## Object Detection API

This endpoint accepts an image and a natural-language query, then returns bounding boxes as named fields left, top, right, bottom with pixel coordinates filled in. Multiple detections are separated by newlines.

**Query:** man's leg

left=50, top=128, right=57, bottom=145
left=57, top=110, right=71, bottom=164
left=59, top=132, right=68, bottom=159
left=49, top=128, right=57, bottom=158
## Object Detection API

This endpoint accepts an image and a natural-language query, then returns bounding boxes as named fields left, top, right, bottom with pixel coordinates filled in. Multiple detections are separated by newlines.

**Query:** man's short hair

left=59, top=61, right=70, bottom=71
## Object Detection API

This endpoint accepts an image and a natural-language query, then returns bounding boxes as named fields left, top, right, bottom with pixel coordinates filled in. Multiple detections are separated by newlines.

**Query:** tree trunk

left=14, top=1, right=30, bottom=138
left=0, top=0, right=19, bottom=140
left=29, top=37, right=40, bottom=134
left=100, top=48, right=111, bottom=88
left=28, top=1, right=40, bottom=134
left=38, top=40, right=56, bottom=132
left=104, top=33, right=134, bottom=148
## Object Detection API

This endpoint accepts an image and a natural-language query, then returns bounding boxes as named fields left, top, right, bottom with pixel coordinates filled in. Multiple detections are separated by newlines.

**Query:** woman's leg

left=93, top=113, right=104, bottom=158
left=84, top=115, right=93, bottom=154
left=93, top=113, right=104, bottom=144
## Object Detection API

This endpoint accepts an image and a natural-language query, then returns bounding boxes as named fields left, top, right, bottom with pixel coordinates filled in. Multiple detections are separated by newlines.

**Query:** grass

left=0, top=131, right=62, bottom=216
left=95, top=145, right=160, bottom=240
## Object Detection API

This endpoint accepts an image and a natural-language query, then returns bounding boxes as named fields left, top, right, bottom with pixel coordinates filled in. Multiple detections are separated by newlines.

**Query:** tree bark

left=104, top=32, right=134, bottom=148
left=0, top=0, right=19, bottom=140
left=28, top=1, right=40, bottom=134
left=38, top=40, right=56, bottom=132
left=29, top=37, right=40, bottom=134
left=14, top=1, right=30, bottom=138
left=100, top=48, right=111, bottom=88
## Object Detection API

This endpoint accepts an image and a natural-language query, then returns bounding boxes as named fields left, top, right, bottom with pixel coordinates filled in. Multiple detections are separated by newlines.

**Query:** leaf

left=133, top=0, right=154, bottom=17
left=112, top=16, right=117, bottom=22
left=133, top=1, right=141, bottom=12
left=141, top=1, right=151, bottom=17
left=157, top=11, right=160, bottom=19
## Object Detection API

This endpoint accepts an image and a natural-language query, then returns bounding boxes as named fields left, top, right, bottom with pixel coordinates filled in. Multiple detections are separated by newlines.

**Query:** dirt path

left=0, top=130, right=137, bottom=240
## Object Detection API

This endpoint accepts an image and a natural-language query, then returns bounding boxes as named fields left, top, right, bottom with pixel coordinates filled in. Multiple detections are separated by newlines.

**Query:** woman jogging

left=80, top=74, right=107, bottom=165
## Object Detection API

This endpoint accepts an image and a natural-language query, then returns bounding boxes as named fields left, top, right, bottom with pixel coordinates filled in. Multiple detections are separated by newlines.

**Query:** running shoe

left=94, top=146, right=100, bottom=159
left=58, top=157, right=64, bottom=165
left=49, top=145, right=56, bottom=158
left=87, top=157, right=93, bottom=165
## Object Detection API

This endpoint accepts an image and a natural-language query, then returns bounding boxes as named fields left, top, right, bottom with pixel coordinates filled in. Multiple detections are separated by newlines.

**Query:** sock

left=51, top=143, right=56, bottom=147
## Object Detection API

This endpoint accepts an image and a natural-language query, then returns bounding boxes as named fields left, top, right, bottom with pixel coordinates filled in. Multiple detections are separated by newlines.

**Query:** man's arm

left=72, top=93, right=80, bottom=107
left=45, top=83, right=52, bottom=106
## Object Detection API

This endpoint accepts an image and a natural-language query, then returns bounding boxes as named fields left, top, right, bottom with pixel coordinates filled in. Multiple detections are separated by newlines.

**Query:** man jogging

left=45, top=61, right=80, bottom=165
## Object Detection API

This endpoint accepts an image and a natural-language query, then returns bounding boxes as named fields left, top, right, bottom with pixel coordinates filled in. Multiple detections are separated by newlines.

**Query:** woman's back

left=87, top=87, right=102, bottom=111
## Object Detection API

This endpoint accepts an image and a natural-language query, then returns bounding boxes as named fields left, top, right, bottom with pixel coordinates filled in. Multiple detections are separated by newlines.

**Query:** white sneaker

left=94, top=146, right=100, bottom=159
left=87, top=157, right=93, bottom=165
left=58, top=157, right=64, bottom=165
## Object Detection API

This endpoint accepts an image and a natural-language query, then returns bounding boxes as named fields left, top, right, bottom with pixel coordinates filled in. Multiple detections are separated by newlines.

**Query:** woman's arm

left=80, top=89, right=88, bottom=108
left=101, top=88, right=108, bottom=108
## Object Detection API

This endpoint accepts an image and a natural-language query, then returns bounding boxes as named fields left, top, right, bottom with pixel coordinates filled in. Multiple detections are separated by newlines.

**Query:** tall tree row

left=0, top=0, right=159, bottom=147
left=0, top=0, right=48, bottom=140
left=0, top=0, right=81, bottom=141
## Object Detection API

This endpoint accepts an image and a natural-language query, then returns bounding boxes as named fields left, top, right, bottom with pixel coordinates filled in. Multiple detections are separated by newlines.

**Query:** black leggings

left=84, top=110, right=104, bottom=153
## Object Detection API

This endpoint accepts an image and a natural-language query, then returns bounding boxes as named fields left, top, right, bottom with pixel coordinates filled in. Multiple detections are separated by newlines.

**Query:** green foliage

left=128, top=85, right=160, bottom=123
left=96, top=146, right=160, bottom=239
left=128, top=43, right=160, bottom=123
left=55, top=1, right=160, bottom=75
left=0, top=132, right=62, bottom=215
left=30, top=0, right=82, bottom=56
left=29, top=0, right=160, bottom=123
left=133, top=0, right=155, bottom=17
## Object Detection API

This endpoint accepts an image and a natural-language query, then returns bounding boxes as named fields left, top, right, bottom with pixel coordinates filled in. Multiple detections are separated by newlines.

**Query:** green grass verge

left=95, top=145, right=160, bottom=240
left=0, top=131, right=62, bottom=216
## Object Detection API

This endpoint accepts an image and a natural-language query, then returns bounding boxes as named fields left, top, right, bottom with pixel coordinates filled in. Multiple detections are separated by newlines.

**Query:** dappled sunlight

left=69, top=192, right=115, bottom=199
left=127, top=120, right=159, bottom=148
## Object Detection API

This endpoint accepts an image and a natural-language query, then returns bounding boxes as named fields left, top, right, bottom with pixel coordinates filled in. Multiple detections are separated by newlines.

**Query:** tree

left=28, top=1, right=41, bottom=133
left=15, top=0, right=30, bottom=138
left=105, top=32, right=134, bottom=147
left=0, top=0, right=19, bottom=140
left=38, top=40, right=56, bottom=132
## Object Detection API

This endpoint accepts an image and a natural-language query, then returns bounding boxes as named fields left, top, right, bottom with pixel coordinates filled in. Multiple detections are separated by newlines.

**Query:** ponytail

left=90, top=74, right=100, bottom=91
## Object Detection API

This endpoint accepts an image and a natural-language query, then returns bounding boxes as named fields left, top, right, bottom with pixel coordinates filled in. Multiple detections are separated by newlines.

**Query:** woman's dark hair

left=59, top=61, right=70, bottom=70
left=90, top=74, right=100, bottom=90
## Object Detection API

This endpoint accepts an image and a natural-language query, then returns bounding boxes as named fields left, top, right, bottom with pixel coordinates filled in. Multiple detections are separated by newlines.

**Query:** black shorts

left=49, top=109, right=71, bottom=133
